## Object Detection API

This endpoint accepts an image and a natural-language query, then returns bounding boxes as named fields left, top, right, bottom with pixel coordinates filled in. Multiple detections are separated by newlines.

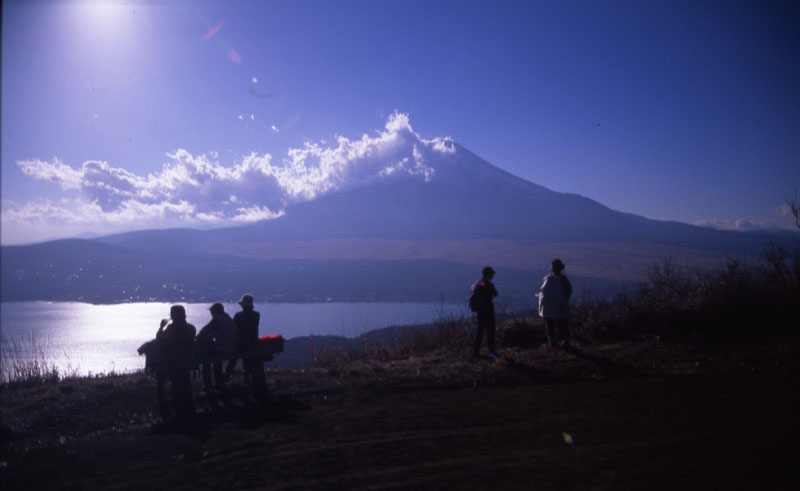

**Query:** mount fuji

left=1, top=128, right=788, bottom=304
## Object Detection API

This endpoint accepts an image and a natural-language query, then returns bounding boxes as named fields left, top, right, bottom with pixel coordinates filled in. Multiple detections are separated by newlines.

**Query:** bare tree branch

left=788, top=186, right=800, bottom=230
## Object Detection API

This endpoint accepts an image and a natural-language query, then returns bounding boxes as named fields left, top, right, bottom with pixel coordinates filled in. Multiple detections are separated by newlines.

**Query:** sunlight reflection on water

left=0, top=301, right=463, bottom=377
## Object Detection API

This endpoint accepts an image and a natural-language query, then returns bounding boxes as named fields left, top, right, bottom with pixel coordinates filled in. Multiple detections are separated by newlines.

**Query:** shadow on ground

left=499, top=345, right=642, bottom=384
left=563, top=345, right=643, bottom=377
left=152, top=388, right=311, bottom=438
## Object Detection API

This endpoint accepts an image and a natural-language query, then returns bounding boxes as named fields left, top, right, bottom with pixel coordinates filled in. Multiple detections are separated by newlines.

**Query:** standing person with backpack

left=538, top=258, right=573, bottom=348
left=156, top=305, right=197, bottom=421
left=233, top=294, right=267, bottom=395
left=470, top=266, right=499, bottom=357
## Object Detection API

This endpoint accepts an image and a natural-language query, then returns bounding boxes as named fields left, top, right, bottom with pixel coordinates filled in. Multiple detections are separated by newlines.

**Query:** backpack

left=469, top=283, right=481, bottom=312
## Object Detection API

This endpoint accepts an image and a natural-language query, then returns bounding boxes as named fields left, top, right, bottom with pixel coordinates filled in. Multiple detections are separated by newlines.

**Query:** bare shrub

left=787, top=187, right=800, bottom=229
left=308, top=335, right=372, bottom=368
left=496, top=315, right=545, bottom=347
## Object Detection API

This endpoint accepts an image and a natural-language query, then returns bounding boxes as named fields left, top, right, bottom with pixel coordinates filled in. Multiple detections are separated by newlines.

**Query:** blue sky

left=2, top=0, right=799, bottom=243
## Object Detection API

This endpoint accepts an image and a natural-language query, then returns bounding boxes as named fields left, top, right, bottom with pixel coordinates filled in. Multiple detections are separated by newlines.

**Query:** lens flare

left=202, top=20, right=223, bottom=40
left=248, top=76, right=272, bottom=99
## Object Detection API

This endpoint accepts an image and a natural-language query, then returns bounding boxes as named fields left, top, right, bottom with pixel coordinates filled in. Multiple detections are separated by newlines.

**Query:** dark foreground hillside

left=2, top=340, right=799, bottom=490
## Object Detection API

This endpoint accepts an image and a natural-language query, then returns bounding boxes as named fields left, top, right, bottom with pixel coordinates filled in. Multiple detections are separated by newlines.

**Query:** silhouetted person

left=197, top=302, right=236, bottom=391
left=539, top=258, right=573, bottom=348
left=138, top=319, right=169, bottom=402
left=157, top=305, right=197, bottom=419
left=470, top=266, right=499, bottom=357
left=233, top=294, right=267, bottom=393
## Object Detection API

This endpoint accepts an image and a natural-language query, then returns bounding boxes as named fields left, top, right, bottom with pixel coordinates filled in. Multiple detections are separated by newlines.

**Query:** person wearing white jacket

left=538, top=258, right=573, bottom=348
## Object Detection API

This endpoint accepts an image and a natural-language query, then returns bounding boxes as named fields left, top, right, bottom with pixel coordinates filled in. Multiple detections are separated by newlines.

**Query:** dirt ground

left=2, top=341, right=799, bottom=490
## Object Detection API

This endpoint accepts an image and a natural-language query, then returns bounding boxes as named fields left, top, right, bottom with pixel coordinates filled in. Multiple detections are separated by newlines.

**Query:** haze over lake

left=0, top=301, right=464, bottom=378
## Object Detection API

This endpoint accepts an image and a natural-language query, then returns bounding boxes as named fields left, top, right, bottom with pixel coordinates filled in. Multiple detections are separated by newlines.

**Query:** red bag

left=251, top=334, right=285, bottom=361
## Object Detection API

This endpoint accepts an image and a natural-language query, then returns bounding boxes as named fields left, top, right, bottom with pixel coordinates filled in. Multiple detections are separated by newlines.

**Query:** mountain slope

left=200, top=143, right=777, bottom=255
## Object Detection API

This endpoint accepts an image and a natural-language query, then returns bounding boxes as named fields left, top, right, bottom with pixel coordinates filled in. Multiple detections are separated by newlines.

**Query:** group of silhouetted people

left=143, top=260, right=573, bottom=419
left=142, top=294, right=267, bottom=422
left=471, top=258, right=573, bottom=357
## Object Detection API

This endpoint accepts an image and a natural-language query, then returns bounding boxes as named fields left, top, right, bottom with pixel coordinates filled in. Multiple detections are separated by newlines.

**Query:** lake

left=0, top=301, right=464, bottom=379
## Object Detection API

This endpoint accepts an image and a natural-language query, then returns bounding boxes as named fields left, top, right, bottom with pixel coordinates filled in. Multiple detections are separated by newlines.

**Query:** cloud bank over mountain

left=692, top=204, right=797, bottom=233
left=2, top=113, right=456, bottom=243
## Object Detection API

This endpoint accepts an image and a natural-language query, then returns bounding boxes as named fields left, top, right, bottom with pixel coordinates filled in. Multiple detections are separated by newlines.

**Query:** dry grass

left=0, top=333, right=63, bottom=387
left=310, top=245, right=800, bottom=367
left=568, top=244, right=800, bottom=345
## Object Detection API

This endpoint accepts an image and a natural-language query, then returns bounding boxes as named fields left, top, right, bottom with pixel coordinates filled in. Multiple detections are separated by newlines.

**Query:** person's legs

left=152, top=367, right=170, bottom=419
left=201, top=362, right=213, bottom=390
left=243, top=361, right=251, bottom=383
left=213, top=359, right=225, bottom=387
left=246, top=356, right=267, bottom=395
left=558, top=317, right=571, bottom=347
left=473, top=316, right=486, bottom=356
left=170, top=366, right=194, bottom=419
left=224, top=358, right=237, bottom=381
left=155, top=367, right=166, bottom=401
left=487, top=315, right=497, bottom=354
left=168, top=366, right=179, bottom=403
left=544, top=317, right=558, bottom=346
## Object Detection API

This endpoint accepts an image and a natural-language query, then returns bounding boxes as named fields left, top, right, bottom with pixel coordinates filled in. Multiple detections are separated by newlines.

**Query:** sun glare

left=73, top=0, right=133, bottom=39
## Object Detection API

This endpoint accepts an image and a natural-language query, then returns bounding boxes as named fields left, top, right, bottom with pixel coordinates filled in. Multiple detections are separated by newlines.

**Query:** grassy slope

left=2, top=340, right=799, bottom=489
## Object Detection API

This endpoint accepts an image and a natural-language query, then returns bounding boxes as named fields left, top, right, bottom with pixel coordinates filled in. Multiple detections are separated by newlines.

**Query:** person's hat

left=482, top=266, right=496, bottom=278
left=551, top=258, right=566, bottom=272
left=169, top=304, right=186, bottom=320
left=238, top=294, right=255, bottom=309
left=209, top=302, right=225, bottom=314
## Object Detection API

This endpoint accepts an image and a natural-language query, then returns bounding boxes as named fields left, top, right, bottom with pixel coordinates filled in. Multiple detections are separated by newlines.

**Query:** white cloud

left=271, top=125, right=279, bottom=133
left=1, top=197, right=201, bottom=242
left=694, top=203, right=800, bottom=232
left=232, top=205, right=285, bottom=222
left=2, top=198, right=195, bottom=225
left=4, top=113, right=458, bottom=243
left=18, top=158, right=83, bottom=190
left=693, top=218, right=786, bottom=232
left=432, top=138, right=456, bottom=154
left=196, top=211, right=224, bottom=222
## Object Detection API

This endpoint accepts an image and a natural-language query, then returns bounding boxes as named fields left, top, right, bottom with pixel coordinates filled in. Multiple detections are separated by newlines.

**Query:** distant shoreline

left=0, top=299, right=465, bottom=306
